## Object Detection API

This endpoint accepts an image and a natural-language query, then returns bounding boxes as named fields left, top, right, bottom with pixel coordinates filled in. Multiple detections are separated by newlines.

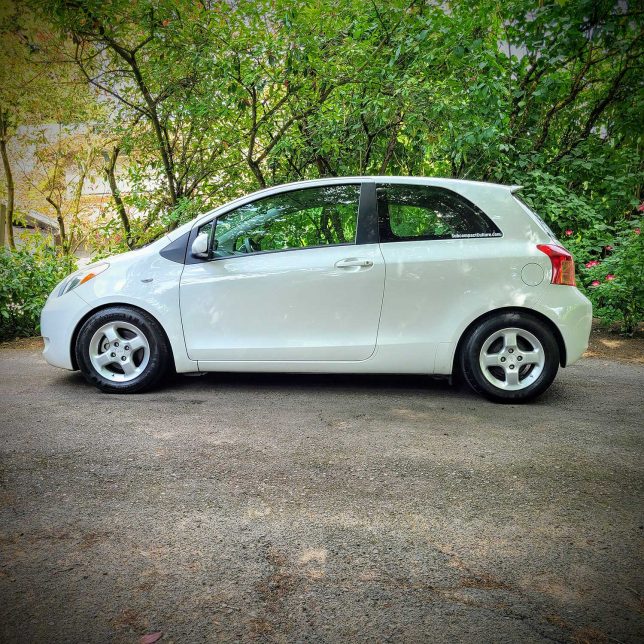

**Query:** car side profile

left=41, top=177, right=592, bottom=402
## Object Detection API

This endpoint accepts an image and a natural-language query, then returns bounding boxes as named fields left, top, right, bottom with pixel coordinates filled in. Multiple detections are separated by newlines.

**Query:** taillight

left=537, top=243, right=576, bottom=286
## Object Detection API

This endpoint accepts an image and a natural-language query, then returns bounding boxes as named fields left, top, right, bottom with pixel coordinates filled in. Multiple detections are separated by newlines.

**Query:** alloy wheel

left=478, top=327, right=545, bottom=391
left=88, top=321, right=150, bottom=383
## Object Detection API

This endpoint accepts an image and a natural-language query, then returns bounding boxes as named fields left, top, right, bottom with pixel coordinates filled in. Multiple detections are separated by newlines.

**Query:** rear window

left=376, top=183, right=501, bottom=242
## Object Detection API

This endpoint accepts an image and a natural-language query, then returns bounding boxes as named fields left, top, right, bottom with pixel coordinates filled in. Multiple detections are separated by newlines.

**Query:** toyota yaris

left=41, top=177, right=592, bottom=402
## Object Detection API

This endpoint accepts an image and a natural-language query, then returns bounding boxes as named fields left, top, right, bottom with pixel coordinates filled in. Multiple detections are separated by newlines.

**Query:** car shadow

left=56, top=368, right=567, bottom=406
left=166, top=370, right=457, bottom=394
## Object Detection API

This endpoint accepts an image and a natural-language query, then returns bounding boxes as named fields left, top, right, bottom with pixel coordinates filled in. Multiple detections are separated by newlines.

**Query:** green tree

left=7, top=0, right=643, bottom=335
left=0, top=0, right=96, bottom=248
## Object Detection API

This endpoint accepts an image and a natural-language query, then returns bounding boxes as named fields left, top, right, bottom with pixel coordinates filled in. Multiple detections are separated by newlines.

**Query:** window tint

left=209, top=184, right=359, bottom=257
left=376, top=183, right=501, bottom=242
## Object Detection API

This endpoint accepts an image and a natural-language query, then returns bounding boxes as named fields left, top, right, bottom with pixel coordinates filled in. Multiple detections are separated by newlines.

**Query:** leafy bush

left=571, top=222, right=643, bottom=335
left=519, top=176, right=643, bottom=335
left=0, top=237, right=76, bottom=340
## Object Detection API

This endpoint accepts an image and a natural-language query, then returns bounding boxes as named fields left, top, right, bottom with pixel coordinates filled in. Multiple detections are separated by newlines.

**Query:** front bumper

left=41, top=291, right=91, bottom=370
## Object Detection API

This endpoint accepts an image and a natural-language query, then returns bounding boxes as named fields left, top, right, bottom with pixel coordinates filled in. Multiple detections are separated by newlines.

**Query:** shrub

left=0, top=237, right=76, bottom=340
left=568, top=220, right=643, bottom=335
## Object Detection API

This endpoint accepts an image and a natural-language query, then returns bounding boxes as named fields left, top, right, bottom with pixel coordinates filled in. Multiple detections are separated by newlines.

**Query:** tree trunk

left=0, top=111, right=15, bottom=249
left=329, top=208, right=346, bottom=243
left=103, top=147, right=133, bottom=247
left=45, top=196, right=66, bottom=252
left=319, top=208, right=334, bottom=244
left=379, top=116, right=402, bottom=174
left=248, top=158, right=267, bottom=188
left=0, top=203, right=6, bottom=247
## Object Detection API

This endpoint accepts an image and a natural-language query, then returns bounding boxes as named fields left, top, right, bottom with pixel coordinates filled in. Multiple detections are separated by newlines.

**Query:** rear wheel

left=75, top=307, right=170, bottom=393
left=459, top=312, right=559, bottom=403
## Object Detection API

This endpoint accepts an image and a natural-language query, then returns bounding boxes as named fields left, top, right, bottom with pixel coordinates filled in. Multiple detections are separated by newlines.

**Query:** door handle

left=335, top=258, right=374, bottom=269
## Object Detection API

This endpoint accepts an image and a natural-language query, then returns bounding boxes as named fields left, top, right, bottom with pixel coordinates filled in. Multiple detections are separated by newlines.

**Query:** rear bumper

left=41, top=291, right=90, bottom=370
left=547, top=287, right=592, bottom=366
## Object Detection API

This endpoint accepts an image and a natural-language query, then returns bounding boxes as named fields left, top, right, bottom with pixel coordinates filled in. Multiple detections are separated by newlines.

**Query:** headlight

left=58, top=263, right=109, bottom=297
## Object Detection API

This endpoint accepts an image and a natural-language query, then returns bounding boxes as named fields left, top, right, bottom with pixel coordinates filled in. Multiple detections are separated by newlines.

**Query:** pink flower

left=604, top=245, right=613, bottom=251
left=585, top=260, right=599, bottom=268
left=634, top=228, right=640, bottom=235
left=637, top=203, right=644, bottom=212
left=605, top=274, right=615, bottom=281
left=565, top=229, right=573, bottom=236
left=591, top=280, right=600, bottom=287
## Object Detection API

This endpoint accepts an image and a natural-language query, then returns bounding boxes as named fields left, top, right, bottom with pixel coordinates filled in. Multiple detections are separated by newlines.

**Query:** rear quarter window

left=376, top=183, right=502, bottom=242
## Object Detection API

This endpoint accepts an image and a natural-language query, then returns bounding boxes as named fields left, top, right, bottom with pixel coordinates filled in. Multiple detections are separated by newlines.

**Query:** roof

left=22, top=211, right=59, bottom=231
left=249, top=175, right=522, bottom=192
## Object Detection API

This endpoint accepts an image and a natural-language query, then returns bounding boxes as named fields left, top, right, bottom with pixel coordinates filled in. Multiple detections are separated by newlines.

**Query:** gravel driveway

left=0, top=344, right=642, bottom=643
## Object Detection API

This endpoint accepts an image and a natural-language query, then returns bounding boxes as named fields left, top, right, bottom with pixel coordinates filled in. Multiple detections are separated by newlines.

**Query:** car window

left=208, top=184, right=359, bottom=257
left=376, top=183, right=501, bottom=242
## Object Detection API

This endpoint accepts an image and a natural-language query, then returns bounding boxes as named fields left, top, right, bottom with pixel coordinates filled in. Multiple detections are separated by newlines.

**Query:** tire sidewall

left=75, top=307, right=169, bottom=393
left=460, top=313, right=560, bottom=403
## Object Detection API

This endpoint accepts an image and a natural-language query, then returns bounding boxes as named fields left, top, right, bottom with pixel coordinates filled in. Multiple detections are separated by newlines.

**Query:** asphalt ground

left=0, top=344, right=642, bottom=643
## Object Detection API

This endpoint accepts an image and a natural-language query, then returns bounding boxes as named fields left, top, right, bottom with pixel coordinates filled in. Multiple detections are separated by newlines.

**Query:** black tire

left=75, top=306, right=171, bottom=393
left=458, top=312, right=559, bottom=403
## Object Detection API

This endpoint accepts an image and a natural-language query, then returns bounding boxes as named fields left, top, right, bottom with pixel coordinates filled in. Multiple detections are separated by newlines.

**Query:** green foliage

left=161, top=197, right=211, bottom=231
left=571, top=222, right=643, bottom=335
left=89, top=217, right=135, bottom=260
left=0, top=236, right=76, bottom=340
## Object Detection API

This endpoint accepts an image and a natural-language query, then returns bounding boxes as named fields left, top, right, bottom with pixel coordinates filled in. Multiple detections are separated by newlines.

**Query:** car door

left=179, top=182, right=385, bottom=362
left=374, top=181, right=504, bottom=372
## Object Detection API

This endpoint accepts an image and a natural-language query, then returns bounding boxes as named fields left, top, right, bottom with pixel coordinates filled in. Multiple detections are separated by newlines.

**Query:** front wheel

left=75, top=306, right=171, bottom=393
left=459, top=313, right=560, bottom=403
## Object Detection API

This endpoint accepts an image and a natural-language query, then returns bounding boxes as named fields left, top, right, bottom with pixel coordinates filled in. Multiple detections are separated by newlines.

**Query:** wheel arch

left=453, top=307, right=567, bottom=374
left=70, top=303, right=175, bottom=371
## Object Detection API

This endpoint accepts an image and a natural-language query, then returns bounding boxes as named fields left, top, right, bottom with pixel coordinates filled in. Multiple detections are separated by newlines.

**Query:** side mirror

left=191, top=231, right=210, bottom=259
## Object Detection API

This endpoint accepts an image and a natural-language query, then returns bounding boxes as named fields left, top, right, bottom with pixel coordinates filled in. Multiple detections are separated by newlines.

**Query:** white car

left=41, top=177, right=592, bottom=402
